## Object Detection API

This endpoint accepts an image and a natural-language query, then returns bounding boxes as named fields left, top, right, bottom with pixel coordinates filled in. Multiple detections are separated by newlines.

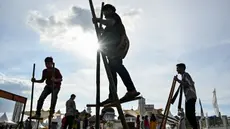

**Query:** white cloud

left=121, top=8, right=142, bottom=31
left=27, top=5, right=141, bottom=60
left=0, top=73, right=30, bottom=87
left=0, top=73, right=30, bottom=113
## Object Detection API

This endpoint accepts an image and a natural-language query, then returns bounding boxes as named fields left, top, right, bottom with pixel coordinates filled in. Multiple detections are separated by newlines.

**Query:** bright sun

left=77, top=32, right=100, bottom=60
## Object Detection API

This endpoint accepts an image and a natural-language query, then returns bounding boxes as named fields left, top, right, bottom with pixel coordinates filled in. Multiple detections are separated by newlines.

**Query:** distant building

left=138, top=97, right=155, bottom=117
left=125, top=114, right=136, bottom=122
left=87, top=107, right=92, bottom=114
left=102, top=107, right=115, bottom=121
left=12, top=102, right=23, bottom=122
left=138, top=97, right=146, bottom=116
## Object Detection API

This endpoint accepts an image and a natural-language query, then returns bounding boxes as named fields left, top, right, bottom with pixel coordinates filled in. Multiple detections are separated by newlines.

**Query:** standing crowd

left=136, top=114, right=158, bottom=129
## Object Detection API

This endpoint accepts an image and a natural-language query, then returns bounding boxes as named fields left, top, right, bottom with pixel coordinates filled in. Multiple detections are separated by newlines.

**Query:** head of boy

left=70, top=94, right=76, bottom=100
left=44, top=57, right=53, bottom=68
left=102, top=4, right=116, bottom=18
left=176, top=63, right=186, bottom=74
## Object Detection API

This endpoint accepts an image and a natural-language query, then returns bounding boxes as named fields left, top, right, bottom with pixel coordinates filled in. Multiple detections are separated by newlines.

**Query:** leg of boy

left=113, top=59, right=139, bottom=97
left=100, top=59, right=118, bottom=105
left=108, top=60, right=118, bottom=99
left=117, top=63, right=136, bottom=92
left=36, top=86, right=51, bottom=116
left=67, top=116, right=74, bottom=129
left=185, top=99, right=198, bottom=129
left=50, top=87, right=60, bottom=113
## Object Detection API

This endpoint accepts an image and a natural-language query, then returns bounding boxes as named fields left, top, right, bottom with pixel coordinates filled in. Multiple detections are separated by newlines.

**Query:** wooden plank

left=86, top=96, right=142, bottom=107
left=13, top=95, right=27, bottom=104
left=0, top=89, right=27, bottom=103
left=104, top=96, right=142, bottom=107
left=0, top=90, right=13, bottom=100
left=160, top=79, right=177, bottom=129
left=28, top=117, right=43, bottom=120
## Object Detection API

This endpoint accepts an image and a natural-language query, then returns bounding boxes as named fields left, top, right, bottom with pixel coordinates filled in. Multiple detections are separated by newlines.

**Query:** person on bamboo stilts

left=31, top=57, right=63, bottom=118
left=174, top=63, right=198, bottom=129
left=92, top=4, right=140, bottom=105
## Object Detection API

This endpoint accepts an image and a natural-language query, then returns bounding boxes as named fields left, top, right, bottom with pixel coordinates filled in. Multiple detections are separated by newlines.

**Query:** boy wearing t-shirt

left=31, top=57, right=63, bottom=118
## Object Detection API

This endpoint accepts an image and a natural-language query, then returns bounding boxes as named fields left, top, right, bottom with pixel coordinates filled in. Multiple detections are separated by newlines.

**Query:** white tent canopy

left=0, top=112, right=17, bottom=125
left=4, top=120, right=17, bottom=125
left=0, top=113, right=8, bottom=122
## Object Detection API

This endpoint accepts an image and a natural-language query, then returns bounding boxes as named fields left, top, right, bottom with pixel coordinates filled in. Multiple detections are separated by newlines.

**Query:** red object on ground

left=61, top=116, right=67, bottom=128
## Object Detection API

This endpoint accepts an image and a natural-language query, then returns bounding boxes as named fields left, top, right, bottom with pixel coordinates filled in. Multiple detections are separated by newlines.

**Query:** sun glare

left=77, top=33, right=100, bottom=60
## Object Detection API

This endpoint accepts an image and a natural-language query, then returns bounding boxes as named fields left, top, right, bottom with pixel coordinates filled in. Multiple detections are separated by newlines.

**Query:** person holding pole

left=92, top=4, right=140, bottom=105
left=31, top=57, right=63, bottom=118
left=174, top=63, right=198, bottom=129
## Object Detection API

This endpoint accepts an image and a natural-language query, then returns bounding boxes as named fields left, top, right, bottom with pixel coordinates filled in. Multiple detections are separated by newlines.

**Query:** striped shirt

left=181, top=72, right=197, bottom=101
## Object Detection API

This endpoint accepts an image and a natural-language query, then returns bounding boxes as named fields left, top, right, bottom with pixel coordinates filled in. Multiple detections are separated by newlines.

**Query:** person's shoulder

left=55, top=67, right=62, bottom=73
left=67, top=99, right=72, bottom=102
left=66, top=99, right=73, bottom=105
left=108, top=13, right=121, bottom=21
left=55, top=67, right=60, bottom=71
left=114, top=13, right=121, bottom=17
left=114, top=13, right=121, bottom=20
left=43, top=68, right=47, bottom=72
left=183, top=72, right=191, bottom=77
left=184, top=72, right=194, bottom=82
left=185, top=72, right=193, bottom=77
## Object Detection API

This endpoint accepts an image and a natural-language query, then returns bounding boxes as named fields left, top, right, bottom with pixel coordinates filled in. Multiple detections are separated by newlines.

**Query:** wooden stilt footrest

left=86, top=96, right=142, bottom=107
left=28, top=117, right=43, bottom=120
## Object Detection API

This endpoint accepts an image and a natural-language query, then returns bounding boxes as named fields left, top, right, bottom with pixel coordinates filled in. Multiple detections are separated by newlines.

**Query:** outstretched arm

left=31, top=70, right=45, bottom=83
left=33, top=70, right=46, bottom=83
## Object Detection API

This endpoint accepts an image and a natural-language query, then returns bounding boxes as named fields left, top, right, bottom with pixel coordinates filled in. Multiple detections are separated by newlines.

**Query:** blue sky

left=0, top=0, right=230, bottom=119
